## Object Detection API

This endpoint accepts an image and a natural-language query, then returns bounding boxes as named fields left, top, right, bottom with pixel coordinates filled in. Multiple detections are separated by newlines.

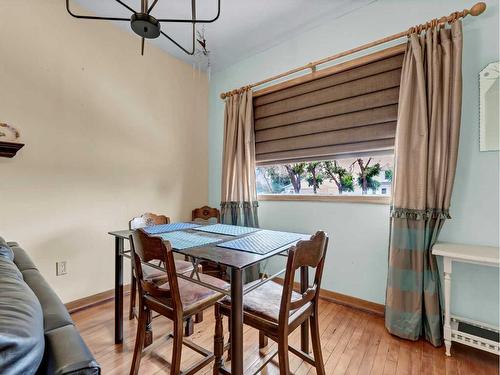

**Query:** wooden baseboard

left=66, top=281, right=385, bottom=318
left=275, top=278, right=385, bottom=317
left=66, top=284, right=131, bottom=314
left=318, top=289, right=384, bottom=317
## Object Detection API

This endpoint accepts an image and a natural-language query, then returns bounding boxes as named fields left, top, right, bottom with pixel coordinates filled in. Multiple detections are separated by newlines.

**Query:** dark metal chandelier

left=66, top=0, right=220, bottom=55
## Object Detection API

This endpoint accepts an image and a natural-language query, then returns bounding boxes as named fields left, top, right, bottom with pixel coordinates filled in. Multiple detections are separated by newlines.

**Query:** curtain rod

left=220, top=2, right=486, bottom=100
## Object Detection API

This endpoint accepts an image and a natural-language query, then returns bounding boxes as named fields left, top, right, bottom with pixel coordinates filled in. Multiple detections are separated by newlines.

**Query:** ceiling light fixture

left=66, top=0, right=221, bottom=56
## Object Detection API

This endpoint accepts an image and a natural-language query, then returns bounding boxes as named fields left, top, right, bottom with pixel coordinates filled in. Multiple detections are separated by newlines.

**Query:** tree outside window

left=256, top=155, right=393, bottom=196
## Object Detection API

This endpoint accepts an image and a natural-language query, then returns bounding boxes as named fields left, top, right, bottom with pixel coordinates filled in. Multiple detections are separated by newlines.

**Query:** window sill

left=258, top=194, right=391, bottom=205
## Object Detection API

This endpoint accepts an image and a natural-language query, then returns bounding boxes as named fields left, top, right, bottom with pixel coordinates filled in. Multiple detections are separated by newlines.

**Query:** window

left=256, top=155, right=393, bottom=196
left=252, top=46, right=404, bottom=202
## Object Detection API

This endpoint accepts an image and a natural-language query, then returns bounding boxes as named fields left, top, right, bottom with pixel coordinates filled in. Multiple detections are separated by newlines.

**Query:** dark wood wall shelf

left=0, top=141, right=24, bottom=158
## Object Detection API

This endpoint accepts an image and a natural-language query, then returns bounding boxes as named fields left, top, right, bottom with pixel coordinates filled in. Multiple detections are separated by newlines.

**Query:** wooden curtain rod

left=220, top=2, right=486, bottom=100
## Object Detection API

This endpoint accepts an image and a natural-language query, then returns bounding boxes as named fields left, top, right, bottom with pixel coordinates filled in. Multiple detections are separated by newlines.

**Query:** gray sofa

left=0, top=237, right=100, bottom=375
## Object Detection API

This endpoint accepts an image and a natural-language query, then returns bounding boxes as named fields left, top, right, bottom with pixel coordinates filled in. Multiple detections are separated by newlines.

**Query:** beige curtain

left=385, top=21, right=463, bottom=346
left=221, top=89, right=259, bottom=282
left=220, top=89, right=259, bottom=227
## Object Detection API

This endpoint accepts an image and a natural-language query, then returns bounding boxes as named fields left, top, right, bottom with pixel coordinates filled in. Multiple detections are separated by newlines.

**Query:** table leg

left=300, top=266, right=310, bottom=353
left=115, top=237, right=124, bottom=345
left=443, top=257, right=452, bottom=356
left=230, top=268, right=244, bottom=375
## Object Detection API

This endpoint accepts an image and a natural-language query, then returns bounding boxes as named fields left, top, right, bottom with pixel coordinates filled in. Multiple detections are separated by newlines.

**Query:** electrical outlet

left=56, top=261, right=67, bottom=276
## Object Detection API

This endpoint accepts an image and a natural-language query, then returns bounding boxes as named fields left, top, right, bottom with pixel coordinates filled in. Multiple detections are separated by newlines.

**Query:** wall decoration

left=0, top=122, right=20, bottom=142
left=479, top=62, right=499, bottom=151
left=0, top=123, right=24, bottom=158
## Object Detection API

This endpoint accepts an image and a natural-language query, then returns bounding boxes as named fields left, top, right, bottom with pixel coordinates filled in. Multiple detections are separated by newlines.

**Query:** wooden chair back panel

left=131, top=229, right=167, bottom=264
left=279, top=231, right=328, bottom=322
left=129, top=213, right=170, bottom=230
left=292, top=234, right=327, bottom=269
left=130, top=229, right=181, bottom=307
left=192, top=206, right=220, bottom=223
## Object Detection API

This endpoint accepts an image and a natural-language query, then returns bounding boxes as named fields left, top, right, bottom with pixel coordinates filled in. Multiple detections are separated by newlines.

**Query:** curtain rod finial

left=470, top=2, right=486, bottom=16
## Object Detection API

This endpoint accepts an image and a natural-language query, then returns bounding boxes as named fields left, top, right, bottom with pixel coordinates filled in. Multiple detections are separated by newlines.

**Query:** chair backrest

left=129, top=212, right=170, bottom=230
left=129, top=229, right=182, bottom=313
left=279, top=231, right=328, bottom=327
left=192, top=206, right=220, bottom=223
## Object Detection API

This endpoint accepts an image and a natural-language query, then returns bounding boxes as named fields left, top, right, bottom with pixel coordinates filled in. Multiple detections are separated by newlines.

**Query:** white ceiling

left=73, top=0, right=376, bottom=71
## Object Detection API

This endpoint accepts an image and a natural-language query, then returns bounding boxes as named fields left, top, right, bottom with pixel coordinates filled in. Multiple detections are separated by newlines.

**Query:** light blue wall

left=208, top=0, right=499, bottom=325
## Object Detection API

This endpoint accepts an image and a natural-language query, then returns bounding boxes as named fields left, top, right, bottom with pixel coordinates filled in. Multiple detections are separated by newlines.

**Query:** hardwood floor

left=72, top=298, right=499, bottom=374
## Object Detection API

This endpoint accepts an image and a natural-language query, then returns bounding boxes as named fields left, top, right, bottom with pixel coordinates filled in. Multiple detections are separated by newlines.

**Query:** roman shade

left=253, top=51, right=405, bottom=165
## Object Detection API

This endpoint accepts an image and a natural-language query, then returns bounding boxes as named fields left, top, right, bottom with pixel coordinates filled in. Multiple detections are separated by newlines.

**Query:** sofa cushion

left=0, top=236, right=14, bottom=261
left=21, top=270, right=73, bottom=332
left=0, top=256, right=45, bottom=375
left=11, top=244, right=38, bottom=272
left=41, top=325, right=100, bottom=375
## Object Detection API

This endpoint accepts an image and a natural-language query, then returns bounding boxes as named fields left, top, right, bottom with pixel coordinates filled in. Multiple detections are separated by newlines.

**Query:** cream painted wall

left=0, top=0, right=209, bottom=303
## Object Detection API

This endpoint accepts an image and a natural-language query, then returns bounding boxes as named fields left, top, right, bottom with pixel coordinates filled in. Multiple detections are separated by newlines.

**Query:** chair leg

left=185, top=316, right=194, bottom=337
left=226, top=316, right=231, bottom=361
left=195, top=311, right=204, bottom=323
left=310, top=313, right=326, bottom=375
left=278, top=335, right=290, bottom=375
left=171, top=318, right=184, bottom=375
left=129, top=304, right=147, bottom=375
left=213, top=304, right=224, bottom=374
left=129, top=268, right=136, bottom=320
left=144, top=308, right=153, bottom=348
left=259, top=331, right=268, bottom=349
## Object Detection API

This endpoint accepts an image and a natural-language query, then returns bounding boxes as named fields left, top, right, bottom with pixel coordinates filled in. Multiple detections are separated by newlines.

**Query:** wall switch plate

left=56, top=261, right=67, bottom=276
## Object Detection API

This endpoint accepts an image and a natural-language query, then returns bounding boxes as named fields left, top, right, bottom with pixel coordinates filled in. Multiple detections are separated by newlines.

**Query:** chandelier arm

left=114, top=0, right=138, bottom=14
left=140, top=0, right=146, bottom=55
left=160, top=26, right=195, bottom=55
left=65, top=0, right=132, bottom=21
left=147, top=0, right=160, bottom=14
left=156, top=0, right=220, bottom=23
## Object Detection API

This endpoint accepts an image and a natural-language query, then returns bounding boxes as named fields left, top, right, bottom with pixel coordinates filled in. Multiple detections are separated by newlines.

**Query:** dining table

left=108, top=223, right=312, bottom=375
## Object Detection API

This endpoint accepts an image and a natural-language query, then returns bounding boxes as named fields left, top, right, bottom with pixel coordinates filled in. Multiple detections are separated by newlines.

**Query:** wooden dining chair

left=128, top=213, right=194, bottom=322
left=192, top=206, right=221, bottom=223
left=129, top=229, right=229, bottom=375
left=191, top=206, right=228, bottom=281
left=213, top=231, right=328, bottom=375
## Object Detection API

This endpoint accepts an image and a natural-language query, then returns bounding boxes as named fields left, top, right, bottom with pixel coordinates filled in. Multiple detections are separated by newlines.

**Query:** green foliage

left=259, top=157, right=389, bottom=196
left=305, top=162, right=324, bottom=194
left=356, top=159, right=382, bottom=194
left=290, top=162, right=306, bottom=175
left=306, top=174, right=324, bottom=189
left=340, top=173, right=355, bottom=192
left=323, top=160, right=354, bottom=194
left=385, top=169, right=393, bottom=182
left=284, top=163, right=307, bottom=193
left=265, top=167, right=290, bottom=193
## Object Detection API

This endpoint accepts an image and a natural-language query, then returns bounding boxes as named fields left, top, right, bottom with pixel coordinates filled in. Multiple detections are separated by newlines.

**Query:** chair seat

left=148, top=273, right=229, bottom=317
left=219, top=280, right=312, bottom=334
left=143, top=260, right=193, bottom=282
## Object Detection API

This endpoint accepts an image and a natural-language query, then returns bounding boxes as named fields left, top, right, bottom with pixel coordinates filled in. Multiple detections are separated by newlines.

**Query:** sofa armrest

left=42, top=325, right=100, bottom=375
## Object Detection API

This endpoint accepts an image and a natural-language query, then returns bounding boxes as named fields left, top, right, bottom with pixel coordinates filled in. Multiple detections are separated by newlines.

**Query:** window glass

left=256, top=156, right=393, bottom=196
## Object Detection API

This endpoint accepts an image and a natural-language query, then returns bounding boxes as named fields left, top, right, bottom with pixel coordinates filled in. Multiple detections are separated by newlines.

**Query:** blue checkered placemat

left=193, top=224, right=259, bottom=237
left=217, top=230, right=309, bottom=255
left=143, top=222, right=201, bottom=235
left=158, top=231, right=221, bottom=250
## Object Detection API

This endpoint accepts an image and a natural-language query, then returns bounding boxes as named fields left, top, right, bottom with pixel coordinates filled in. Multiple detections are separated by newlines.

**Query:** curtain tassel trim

left=220, top=201, right=259, bottom=209
left=390, top=207, right=451, bottom=220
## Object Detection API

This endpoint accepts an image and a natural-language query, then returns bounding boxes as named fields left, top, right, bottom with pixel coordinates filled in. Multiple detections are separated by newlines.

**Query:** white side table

left=432, top=242, right=500, bottom=356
